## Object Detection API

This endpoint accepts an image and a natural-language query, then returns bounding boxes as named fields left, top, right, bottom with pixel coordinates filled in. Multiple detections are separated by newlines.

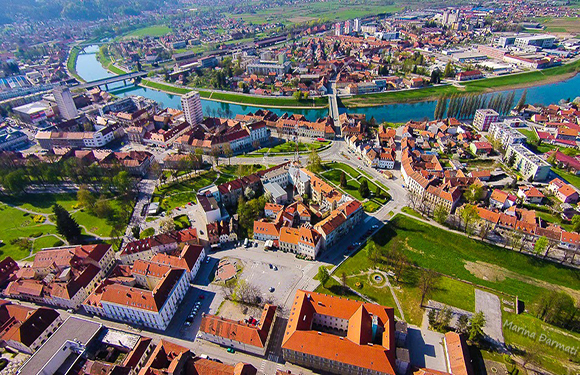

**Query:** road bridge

left=72, top=71, right=148, bottom=90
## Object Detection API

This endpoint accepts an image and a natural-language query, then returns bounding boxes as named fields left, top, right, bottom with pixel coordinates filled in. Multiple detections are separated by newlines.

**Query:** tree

left=430, top=69, right=441, bottom=84
left=244, top=186, right=255, bottom=200
left=359, top=179, right=370, bottom=198
left=53, top=204, right=81, bottom=243
left=293, top=91, right=302, bottom=100
left=2, top=170, right=28, bottom=193
left=459, top=204, right=479, bottom=235
left=418, top=269, right=440, bottom=307
left=159, top=217, right=176, bottom=233
left=464, top=183, right=483, bottom=203
left=131, top=226, right=140, bottom=239
left=533, top=236, right=548, bottom=256
left=307, top=149, right=323, bottom=173
left=433, top=204, right=449, bottom=224
left=456, top=314, right=470, bottom=335
left=516, top=89, right=528, bottom=111
left=546, top=151, right=557, bottom=165
left=317, top=266, right=330, bottom=287
left=223, top=144, right=233, bottom=165
left=443, top=62, right=454, bottom=78
left=468, top=311, right=486, bottom=345
left=479, top=221, right=492, bottom=241
left=572, top=215, right=580, bottom=232
left=77, top=187, right=95, bottom=209
left=93, top=199, right=113, bottom=219
left=113, top=171, right=136, bottom=199
left=210, top=148, right=220, bottom=166
left=340, top=171, right=347, bottom=188
left=341, top=272, right=348, bottom=290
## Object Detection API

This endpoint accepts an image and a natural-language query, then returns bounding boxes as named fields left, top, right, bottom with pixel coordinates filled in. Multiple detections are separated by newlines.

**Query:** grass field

left=254, top=141, right=330, bottom=154
left=227, top=0, right=401, bottom=25
left=67, top=46, right=82, bottom=82
left=502, top=311, right=580, bottom=374
left=0, top=193, right=132, bottom=253
left=534, top=17, right=580, bottom=33
left=153, top=171, right=217, bottom=211
left=0, top=204, right=60, bottom=260
left=552, top=167, right=580, bottom=189
left=123, top=25, right=172, bottom=38
left=320, top=162, right=390, bottom=207
left=369, top=215, right=580, bottom=304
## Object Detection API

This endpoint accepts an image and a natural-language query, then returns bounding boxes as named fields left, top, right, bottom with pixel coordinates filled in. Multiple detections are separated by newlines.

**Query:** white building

left=473, top=109, right=499, bottom=131
left=264, top=182, right=288, bottom=204
left=353, top=19, right=360, bottom=33
left=181, top=91, right=203, bottom=125
left=53, top=86, right=78, bottom=120
left=98, top=269, right=189, bottom=330
left=505, top=143, right=551, bottom=181
left=514, top=35, right=555, bottom=49
left=488, top=121, right=527, bottom=148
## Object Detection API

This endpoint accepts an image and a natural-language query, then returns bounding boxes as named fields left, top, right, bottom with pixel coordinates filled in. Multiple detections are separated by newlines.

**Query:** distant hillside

left=0, top=0, right=177, bottom=24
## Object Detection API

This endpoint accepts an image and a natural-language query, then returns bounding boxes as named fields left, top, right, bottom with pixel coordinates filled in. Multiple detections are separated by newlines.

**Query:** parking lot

left=240, top=258, right=303, bottom=306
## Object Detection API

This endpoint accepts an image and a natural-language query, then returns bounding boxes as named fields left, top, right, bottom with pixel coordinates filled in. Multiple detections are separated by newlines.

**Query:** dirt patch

left=464, top=261, right=580, bottom=303
left=217, top=300, right=263, bottom=322
left=402, top=238, right=425, bottom=255
left=465, top=261, right=506, bottom=282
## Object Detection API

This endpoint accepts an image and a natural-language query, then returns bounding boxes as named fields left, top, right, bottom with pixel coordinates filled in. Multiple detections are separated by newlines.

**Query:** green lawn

left=320, top=162, right=390, bottom=205
left=552, top=167, right=580, bottom=189
left=0, top=193, right=78, bottom=214
left=518, top=128, right=538, bottom=143
left=154, top=171, right=217, bottom=211
left=73, top=209, right=114, bottom=238
left=536, top=211, right=573, bottom=232
left=368, top=215, right=580, bottom=304
left=503, top=311, right=580, bottom=374
left=173, top=214, right=191, bottom=230
left=67, top=46, right=82, bottom=81
left=123, top=25, right=172, bottom=38
left=254, top=141, right=330, bottom=155
left=140, top=227, right=155, bottom=239
left=32, top=235, right=64, bottom=252
left=401, top=206, right=422, bottom=218
left=0, top=204, right=60, bottom=260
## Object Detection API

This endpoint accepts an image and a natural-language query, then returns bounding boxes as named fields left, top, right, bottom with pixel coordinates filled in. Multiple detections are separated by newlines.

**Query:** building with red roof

left=282, top=290, right=396, bottom=375
left=199, top=304, right=277, bottom=356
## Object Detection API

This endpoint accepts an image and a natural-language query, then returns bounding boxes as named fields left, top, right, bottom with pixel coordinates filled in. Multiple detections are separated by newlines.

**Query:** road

left=328, top=80, right=340, bottom=125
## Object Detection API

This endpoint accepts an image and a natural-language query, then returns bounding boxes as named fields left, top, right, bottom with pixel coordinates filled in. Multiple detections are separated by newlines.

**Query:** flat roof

left=13, top=101, right=50, bottom=115
left=18, top=316, right=102, bottom=375
left=264, top=182, right=286, bottom=198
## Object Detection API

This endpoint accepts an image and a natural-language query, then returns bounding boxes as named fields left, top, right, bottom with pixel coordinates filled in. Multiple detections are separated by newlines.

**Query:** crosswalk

left=258, top=358, right=285, bottom=375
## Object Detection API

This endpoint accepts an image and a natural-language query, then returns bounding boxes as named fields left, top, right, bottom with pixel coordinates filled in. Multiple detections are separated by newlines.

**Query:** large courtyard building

left=282, top=290, right=397, bottom=375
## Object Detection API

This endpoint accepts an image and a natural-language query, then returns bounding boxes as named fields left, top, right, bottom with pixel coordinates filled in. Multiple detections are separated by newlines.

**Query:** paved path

left=475, top=289, right=505, bottom=346
left=384, top=275, right=406, bottom=321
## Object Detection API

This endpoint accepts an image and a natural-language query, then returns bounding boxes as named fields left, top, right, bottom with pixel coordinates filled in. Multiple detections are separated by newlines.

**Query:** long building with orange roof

left=198, top=304, right=277, bottom=355
left=282, top=290, right=397, bottom=375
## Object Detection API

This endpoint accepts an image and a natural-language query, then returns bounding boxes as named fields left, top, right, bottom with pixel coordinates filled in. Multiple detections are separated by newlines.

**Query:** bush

left=30, top=231, right=43, bottom=238
left=33, top=215, right=45, bottom=223
left=52, top=240, right=64, bottom=247
left=140, top=228, right=155, bottom=239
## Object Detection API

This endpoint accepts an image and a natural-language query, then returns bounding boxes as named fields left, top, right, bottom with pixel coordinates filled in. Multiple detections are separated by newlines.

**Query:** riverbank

left=66, top=46, right=83, bottom=82
left=342, top=58, right=580, bottom=108
left=139, top=79, right=329, bottom=109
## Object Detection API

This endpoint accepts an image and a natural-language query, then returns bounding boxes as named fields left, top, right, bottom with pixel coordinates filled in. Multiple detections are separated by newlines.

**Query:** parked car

left=227, top=348, right=235, bottom=353
left=269, top=287, right=275, bottom=292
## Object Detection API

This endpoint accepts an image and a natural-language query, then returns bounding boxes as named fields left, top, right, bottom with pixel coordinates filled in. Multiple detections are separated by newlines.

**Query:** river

left=76, top=45, right=580, bottom=123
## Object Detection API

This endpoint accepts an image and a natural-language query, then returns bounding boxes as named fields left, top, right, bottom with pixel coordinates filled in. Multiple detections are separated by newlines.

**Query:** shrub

left=33, top=215, right=45, bottom=223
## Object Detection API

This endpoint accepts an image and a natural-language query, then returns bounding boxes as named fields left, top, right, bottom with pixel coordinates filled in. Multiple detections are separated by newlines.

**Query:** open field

left=502, top=311, right=580, bottom=374
left=378, top=216, right=580, bottom=303
left=0, top=193, right=79, bottom=214
left=0, top=204, right=60, bottom=260
left=153, top=171, right=217, bottom=211
left=254, top=140, right=330, bottom=154
left=67, top=46, right=82, bottom=81
left=227, top=1, right=401, bottom=25
left=123, top=25, right=172, bottom=38
left=552, top=167, right=580, bottom=189
left=534, top=17, right=580, bottom=33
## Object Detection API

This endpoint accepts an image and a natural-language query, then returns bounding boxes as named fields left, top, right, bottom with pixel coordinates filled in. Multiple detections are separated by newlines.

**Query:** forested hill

left=0, top=0, right=178, bottom=24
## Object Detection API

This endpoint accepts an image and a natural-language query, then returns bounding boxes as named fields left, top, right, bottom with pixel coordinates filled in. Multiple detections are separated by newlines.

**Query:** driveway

left=475, top=289, right=504, bottom=346
left=407, top=326, right=447, bottom=372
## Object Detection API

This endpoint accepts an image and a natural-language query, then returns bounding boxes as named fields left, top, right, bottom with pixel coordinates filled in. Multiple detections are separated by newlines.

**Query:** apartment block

left=473, top=109, right=499, bottom=131
left=506, top=143, right=551, bottom=181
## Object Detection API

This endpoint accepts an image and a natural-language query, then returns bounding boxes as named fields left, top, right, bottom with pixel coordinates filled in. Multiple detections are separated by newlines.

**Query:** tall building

left=473, top=108, right=499, bottom=131
left=181, top=91, right=203, bottom=125
left=334, top=22, right=342, bottom=36
left=53, top=86, right=78, bottom=120
left=344, top=20, right=351, bottom=34
left=353, top=18, right=360, bottom=33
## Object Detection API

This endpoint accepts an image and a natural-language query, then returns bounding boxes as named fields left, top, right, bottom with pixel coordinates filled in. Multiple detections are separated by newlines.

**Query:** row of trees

left=428, top=307, right=487, bottom=345
left=0, top=154, right=139, bottom=195
left=532, top=290, right=579, bottom=332
left=433, top=90, right=526, bottom=120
